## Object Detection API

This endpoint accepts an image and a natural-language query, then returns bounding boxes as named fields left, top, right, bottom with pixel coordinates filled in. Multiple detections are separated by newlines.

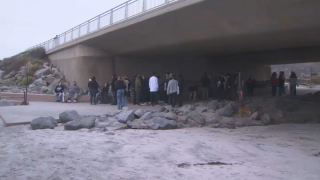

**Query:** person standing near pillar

left=135, top=75, right=142, bottom=106
left=149, top=72, right=159, bottom=106
left=115, top=76, right=126, bottom=110
left=167, top=74, right=179, bottom=107
left=270, top=72, right=278, bottom=96
left=201, top=72, right=210, bottom=100
left=164, top=72, right=171, bottom=104
left=111, top=75, right=117, bottom=105
left=178, top=74, right=185, bottom=107
left=88, top=76, right=99, bottom=105
left=289, top=71, right=298, bottom=95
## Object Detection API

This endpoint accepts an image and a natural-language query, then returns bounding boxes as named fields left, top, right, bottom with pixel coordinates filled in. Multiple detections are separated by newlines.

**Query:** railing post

left=78, top=26, right=81, bottom=37
left=143, top=0, right=147, bottom=12
left=87, top=20, right=90, bottom=34
left=125, top=2, right=129, bottom=19
left=97, top=16, right=101, bottom=30
left=71, top=28, right=73, bottom=40
left=110, top=9, right=113, bottom=25
left=64, top=33, right=66, bottom=43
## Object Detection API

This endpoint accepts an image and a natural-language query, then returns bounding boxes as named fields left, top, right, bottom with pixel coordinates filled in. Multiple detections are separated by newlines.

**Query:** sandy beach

left=1, top=121, right=320, bottom=180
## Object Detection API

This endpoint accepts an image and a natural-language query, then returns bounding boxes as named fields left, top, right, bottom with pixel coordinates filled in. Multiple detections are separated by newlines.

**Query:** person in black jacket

left=54, top=82, right=64, bottom=102
left=201, top=73, right=210, bottom=100
left=110, top=75, right=117, bottom=105
left=88, top=76, right=99, bottom=105
left=115, top=76, right=126, bottom=110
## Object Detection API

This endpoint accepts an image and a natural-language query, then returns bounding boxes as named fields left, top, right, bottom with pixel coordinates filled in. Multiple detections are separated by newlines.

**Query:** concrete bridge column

left=48, top=45, right=114, bottom=87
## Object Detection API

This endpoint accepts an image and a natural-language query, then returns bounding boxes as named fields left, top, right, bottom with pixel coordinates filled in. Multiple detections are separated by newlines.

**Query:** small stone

left=105, top=132, right=115, bottom=135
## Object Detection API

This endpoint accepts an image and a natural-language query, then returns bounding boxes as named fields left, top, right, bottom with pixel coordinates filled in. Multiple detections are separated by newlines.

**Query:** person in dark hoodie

left=54, top=82, right=64, bottom=102
left=88, top=76, right=99, bottom=105
left=135, top=75, right=142, bottom=106
left=115, top=76, right=127, bottom=110
left=111, top=75, right=117, bottom=105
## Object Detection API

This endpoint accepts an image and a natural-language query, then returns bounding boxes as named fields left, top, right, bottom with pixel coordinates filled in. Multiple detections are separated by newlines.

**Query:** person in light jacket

left=167, top=74, right=179, bottom=107
left=149, top=72, right=159, bottom=106
left=289, top=71, right=298, bottom=95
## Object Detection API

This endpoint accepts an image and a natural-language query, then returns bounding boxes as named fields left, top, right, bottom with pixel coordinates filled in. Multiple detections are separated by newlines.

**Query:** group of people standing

left=133, top=72, right=185, bottom=108
left=198, top=71, right=256, bottom=101
left=270, top=71, right=298, bottom=96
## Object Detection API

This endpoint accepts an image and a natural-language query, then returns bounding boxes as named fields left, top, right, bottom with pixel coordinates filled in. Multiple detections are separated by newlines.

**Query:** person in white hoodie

left=149, top=72, right=159, bottom=106
left=167, top=74, right=179, bottom=107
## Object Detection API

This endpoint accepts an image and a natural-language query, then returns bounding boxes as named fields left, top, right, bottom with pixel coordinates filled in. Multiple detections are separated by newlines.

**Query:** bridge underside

left=48, top=0, right=320, bottom=87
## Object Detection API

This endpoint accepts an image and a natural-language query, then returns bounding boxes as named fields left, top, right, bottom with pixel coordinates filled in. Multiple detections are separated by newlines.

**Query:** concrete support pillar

left=48, top=45, right=114, bottom=87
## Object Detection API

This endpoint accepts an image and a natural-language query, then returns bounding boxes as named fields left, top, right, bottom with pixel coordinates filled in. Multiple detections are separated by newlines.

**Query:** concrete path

left=0, top=102, right=159, bottom=126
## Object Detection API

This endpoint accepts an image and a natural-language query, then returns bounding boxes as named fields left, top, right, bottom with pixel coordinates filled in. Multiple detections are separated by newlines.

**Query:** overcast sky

left=0, top=0, right=127, bottom=60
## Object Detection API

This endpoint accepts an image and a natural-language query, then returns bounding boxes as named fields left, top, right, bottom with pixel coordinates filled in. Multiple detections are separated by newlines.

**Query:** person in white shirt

left=149, top=72, right=159, bottom=106
left=167, top=74, right=179, bottom=107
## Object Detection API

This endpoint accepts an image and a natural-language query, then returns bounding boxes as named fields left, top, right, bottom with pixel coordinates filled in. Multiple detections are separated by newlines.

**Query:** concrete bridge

left=28, top=0, right=320, bottom=87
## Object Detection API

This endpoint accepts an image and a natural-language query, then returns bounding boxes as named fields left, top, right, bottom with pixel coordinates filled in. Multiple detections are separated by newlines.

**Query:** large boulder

left=10, top=88, right=23, bottom=93
left=134, top=109, right=148, bottom=118
left=1, top=77, right=15, bottom=86
left=178, top=104, right=195, bottom=115
left=48, top=79, right=62, bottom=91
left=19, top=66, right=27, bottom=77
left=53, top=70, right=64, bottom=79
left=3, top=70, right=16, bottom=79
left=187, top=111, right=205, bottom=126
left=140, top=112, right=153, bottom=121
left=147, top=117, right=178, bottom=130
left=64, top=116, right=95, bottom=130
left=127, top=119, right=148, bottom=129
left=59, top=110, right=82, bottom=123
left=30, top=116, right=57, bottom=130
left=116, top=110, right=135, bottom=123
left=34, top=68, right=52, bottom=79
left=260, top=113, right=270, bottom=125
left=206, top=100, right=219, bottom=110
left=195, top=106, right=208, bottom=114
left=0, top=100, right=15, bottom=107
left=33, top=78, right=47, bottom=86
left=217, top=103, right=234, bottom=117
left=177, top=115, right=188, bottom=124
left=159, top=105, right=173, bottom=112
left=45, top=75, right=55, bottom=85
left=201, top=113, right=221, bottom=125
left=152, top=112, right=178, bottom=121
left=40, top=86, right=50, bottom=93
left=94, top=117, right=127, bottom=131
left=250, top=111, right=259, bottom=120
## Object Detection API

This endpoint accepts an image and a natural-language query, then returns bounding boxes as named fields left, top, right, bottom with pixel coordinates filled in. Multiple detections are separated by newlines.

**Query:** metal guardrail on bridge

left=27, top=0, right=183, bottom=52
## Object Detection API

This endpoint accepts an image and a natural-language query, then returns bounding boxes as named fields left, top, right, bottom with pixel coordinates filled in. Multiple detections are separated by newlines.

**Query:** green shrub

left=21, top=76, right=34, bottom=86
left=30, top=58, right=43, bottom=65
left=28, top=63, right=40, bottom=76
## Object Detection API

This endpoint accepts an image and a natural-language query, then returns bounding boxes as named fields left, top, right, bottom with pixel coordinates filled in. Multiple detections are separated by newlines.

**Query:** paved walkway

left=0, top=102, right=159, bottom=126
